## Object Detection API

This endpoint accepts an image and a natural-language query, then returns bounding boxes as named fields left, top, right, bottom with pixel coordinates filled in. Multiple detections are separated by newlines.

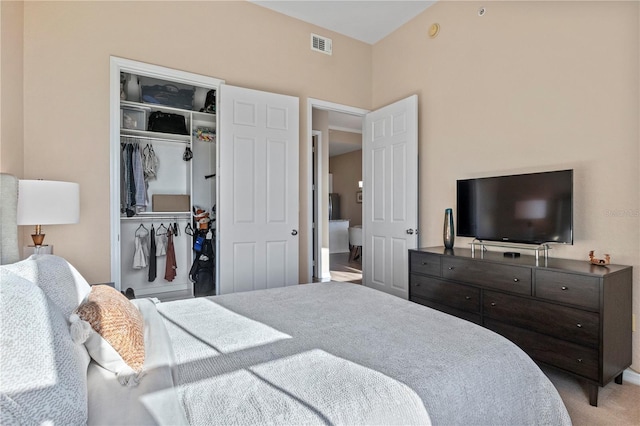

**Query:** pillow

left=0, top=268, right=90, bottom=425
left=2, top=254, right=91, bottom=318
left=73, top=285, right=145, bottom=383
left=87, top=299, right=189, bottom=425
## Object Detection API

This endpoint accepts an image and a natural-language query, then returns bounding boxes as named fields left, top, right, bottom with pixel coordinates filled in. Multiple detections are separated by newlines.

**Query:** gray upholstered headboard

left=0, top=173, right=20, bottom=264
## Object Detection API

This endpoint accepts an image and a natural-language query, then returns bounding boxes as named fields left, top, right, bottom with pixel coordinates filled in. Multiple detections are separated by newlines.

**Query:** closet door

left=218, top=85, right=299, bottom=294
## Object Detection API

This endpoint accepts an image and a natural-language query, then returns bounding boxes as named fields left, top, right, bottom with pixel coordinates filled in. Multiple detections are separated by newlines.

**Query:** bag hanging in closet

left=189, top=238, right=215, bottom=297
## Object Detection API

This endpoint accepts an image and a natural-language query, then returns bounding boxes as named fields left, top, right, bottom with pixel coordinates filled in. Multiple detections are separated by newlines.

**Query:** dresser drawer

left=442, top=257, right=532, bottom=295
left=410, top=251, right=441, bottom=276
left=483, top=291, right=599, bottom=348
left=535, top=270, right=600, bottom=310
left=410, top=274, right=480, bottom=313
left=485, top=319, right=599, bottom=380
left=411, top=296, right=481, bottom=325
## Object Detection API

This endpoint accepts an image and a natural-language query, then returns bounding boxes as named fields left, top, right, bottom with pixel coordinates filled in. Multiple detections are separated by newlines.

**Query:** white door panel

left=219, top=85, right=299, bottom=294
left=363, top=95, right=418, bottom=299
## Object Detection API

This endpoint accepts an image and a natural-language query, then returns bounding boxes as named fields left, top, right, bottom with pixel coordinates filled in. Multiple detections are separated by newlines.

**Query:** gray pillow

left=0, top=269, right=90, bottom=425
left=2, top=254, right=91, bottom=318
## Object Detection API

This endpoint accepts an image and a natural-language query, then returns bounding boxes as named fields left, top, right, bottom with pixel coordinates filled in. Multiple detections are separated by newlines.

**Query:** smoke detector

left=311, top=33, right=332, bottom=55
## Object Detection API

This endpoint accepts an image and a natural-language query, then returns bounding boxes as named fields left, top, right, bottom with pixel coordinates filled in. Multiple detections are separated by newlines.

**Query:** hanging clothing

left=132, top=235, right=148, bottom=269
left=132, top=225, right=149, bottom=270
left=143, top=144, right=158, bottom=180
left=164, top=231, right=177, bottom=282
left=120, top=145, right=127, bottom=213
left=155, top=230, right=168, bottom=256
left=132, top=144, right=147, bottom=208
left=148, top=225, right=157, bottom=282
left=122, top=142, right=135, bottom=211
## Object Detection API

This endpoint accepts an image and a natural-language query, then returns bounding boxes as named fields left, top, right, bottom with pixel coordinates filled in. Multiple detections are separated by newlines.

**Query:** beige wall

left=0, top=0, right=24, bottom=178
left=372, top=1, right=640, bottom=370
left=11, top=0, right=640, bottom=371
left=329, top=149, right=362, bottom=226
left=20, top=1, right=371, bottom=283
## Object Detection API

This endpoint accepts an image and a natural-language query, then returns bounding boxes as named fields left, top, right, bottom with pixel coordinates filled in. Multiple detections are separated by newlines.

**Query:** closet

left=110, top=57, right=300, bottom=299
left=111, top=59, right=222, bottom=300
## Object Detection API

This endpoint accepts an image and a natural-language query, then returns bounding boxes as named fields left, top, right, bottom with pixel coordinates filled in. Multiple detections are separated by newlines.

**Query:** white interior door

left=219, top=85, right=299, bottom=294
left=363, top=95, right=418, bottom=299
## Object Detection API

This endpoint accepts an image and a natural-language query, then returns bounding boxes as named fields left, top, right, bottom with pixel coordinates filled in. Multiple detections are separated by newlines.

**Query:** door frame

left=311, top=130, right=322, bottom=280
left=306, top=98, right=368, bottom=283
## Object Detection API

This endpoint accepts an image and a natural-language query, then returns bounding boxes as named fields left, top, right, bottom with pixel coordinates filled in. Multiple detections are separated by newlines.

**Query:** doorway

left=308, top=99, right=367, bottom=284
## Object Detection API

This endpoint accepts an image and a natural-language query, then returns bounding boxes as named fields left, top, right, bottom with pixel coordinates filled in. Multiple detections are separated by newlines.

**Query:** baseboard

left=321, top=273, right=332, bottom=282
left=624, top=368, right=640, bottom=386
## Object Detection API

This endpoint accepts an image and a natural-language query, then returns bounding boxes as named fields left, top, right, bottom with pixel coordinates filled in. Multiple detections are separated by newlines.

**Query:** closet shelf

left=121, top=212, right=191, bottom=221
left=120, top=128, right=191, bottom=143
left=192, top=111, right=216, bottom=121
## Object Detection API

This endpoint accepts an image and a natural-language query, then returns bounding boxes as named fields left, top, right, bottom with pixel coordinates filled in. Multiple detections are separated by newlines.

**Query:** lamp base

left=23, top=244, right=53, bottom=258
left=31, top=234, right=45, bottom=246
left=31, top=224, right=45, bottom=246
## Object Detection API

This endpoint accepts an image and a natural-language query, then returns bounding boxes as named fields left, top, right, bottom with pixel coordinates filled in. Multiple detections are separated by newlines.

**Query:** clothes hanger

left=185, top=222, right=194, bottom=236
left=157, top=223, right=168, bottom=235
left=135, top=223, right=148, bottom=236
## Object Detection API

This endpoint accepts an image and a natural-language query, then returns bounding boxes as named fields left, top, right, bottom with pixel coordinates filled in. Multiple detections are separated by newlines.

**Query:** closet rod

left=120, top=134, right=190, bottom=145
left=121, top=215, right=191, bottom=221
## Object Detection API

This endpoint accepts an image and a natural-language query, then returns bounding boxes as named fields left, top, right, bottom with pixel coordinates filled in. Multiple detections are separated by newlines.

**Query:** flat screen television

left=457, top=169, right=573, bottom=245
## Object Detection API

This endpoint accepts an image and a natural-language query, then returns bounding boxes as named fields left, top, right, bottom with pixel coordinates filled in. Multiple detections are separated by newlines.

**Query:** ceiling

left=250, top=0, right=436, bottom=45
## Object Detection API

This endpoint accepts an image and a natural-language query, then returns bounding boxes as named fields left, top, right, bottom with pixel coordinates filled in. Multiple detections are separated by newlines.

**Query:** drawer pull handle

left=561, top=286, right=568, bottom=291
left=577, top=358, right=583, bottom=363
left=490, top=302, right=496, bottom=307
left=448, top=267, right=455, bottom=270
left=465, top=296, right=471, bottom=300
left=421, top=262, right=428, bottom=265
left=415, top=283, right=421, bottom=287
left=576, top=323, right=582, bottom=328
left=513, top=278, right=520, bottom=283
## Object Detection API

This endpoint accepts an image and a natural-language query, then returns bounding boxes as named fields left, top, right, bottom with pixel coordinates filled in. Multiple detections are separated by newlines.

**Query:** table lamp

left=17, top=180, right=80, bottom=252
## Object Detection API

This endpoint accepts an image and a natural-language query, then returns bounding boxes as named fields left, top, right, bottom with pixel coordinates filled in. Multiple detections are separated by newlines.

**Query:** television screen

left=457, top=170, right=573, bottom=245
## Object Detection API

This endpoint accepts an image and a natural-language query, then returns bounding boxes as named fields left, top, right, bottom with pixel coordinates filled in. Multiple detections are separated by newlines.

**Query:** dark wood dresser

left=408, top=246, right=632, bottom=406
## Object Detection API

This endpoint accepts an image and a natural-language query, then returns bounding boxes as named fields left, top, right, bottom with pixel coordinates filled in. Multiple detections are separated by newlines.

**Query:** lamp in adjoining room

left=17, top=180, right=80, bottom=252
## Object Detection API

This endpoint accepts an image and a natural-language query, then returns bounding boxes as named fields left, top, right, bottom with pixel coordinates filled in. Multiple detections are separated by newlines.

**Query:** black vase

left=443, top=208, right=455, bottom=249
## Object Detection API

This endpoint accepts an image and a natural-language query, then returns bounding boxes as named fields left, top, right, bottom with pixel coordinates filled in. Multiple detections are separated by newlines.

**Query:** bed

left=0, top=174, right=571, bottom=425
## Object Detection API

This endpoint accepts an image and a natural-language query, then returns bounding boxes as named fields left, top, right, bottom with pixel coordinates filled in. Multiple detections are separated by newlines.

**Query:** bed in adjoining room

left=0, top=173, right=571, bottom=425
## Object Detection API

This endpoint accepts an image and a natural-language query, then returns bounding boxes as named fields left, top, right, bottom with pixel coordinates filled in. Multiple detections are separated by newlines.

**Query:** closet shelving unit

left=112, top=58, right=222, bottom=300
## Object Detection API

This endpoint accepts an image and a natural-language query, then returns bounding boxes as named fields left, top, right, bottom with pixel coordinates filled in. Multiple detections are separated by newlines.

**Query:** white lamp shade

left=17, top=180, right=80, bottom=225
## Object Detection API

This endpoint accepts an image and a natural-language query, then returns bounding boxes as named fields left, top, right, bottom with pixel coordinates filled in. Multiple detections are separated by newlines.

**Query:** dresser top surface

left=412, top=246, right=631, bottom=276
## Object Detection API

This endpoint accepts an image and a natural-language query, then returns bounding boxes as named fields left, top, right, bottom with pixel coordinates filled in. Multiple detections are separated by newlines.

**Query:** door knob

left=406, top=229, right=414, bottom=235
left=291, top=230, right=298, bottom=236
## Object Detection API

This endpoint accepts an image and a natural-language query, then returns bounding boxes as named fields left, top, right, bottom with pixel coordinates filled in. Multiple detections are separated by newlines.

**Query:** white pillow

left=72, top=285, right=146, bottom=386
left=0, top=269, right=90, bottom=425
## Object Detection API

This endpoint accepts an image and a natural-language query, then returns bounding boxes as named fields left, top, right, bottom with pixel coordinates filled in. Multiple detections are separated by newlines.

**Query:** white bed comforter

left=152, top=282, right=570, bottom=425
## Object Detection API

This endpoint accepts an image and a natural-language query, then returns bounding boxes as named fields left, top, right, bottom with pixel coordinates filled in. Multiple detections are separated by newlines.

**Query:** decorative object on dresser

left=408, top=246, right=632, bottom=407
left=589, top=250, right=611, bottom=266
left=443, top=208, right=454, bottom=249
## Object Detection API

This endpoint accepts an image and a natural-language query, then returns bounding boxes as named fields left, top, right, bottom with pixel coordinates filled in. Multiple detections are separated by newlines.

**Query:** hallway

left=329, top=252, right=362, bottom=284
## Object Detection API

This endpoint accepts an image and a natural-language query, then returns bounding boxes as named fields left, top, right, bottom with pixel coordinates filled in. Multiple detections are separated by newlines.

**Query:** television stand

left=470, top=239, right=551, bottom=265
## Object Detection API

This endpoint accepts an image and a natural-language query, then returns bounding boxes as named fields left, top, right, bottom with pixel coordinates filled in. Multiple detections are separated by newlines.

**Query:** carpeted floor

left=543, top=367, right=640, bottom=425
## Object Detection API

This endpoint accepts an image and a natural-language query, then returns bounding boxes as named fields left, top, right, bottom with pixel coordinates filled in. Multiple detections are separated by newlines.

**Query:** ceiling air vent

left=311, top=33, right=332, bottom=55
